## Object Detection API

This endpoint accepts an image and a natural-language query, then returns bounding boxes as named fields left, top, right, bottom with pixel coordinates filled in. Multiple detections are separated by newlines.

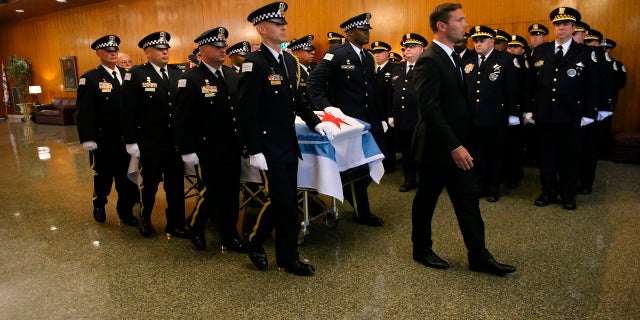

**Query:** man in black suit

left=173, top=27, right=246, bottom=253
left=528, top=7, right=598, bottom=210
left=306, top=12, right=386, bottom=227
left=463, top=26, right=520, bottom=202
left=410, top=3, right=515, bottom=276
left=388, top=33, right=428, bottom=192
left=121, top=31, right=190, bottom=239
left=239, top=2, right=333, bottom=276
left=76, top=35, right=138, bottom=227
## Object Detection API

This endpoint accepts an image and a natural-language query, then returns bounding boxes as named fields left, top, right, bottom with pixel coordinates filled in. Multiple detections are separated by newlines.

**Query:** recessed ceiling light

left=16, top=9, right=25, bottom=13
left=57, top=0, right=67, bottom=2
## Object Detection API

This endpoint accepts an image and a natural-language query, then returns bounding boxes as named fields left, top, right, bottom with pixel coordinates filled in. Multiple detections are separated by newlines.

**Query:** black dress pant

left=139, top=149, right=185, bottom=229
left=248, top=160, right=300, bottom=267
left=411, top=161, right=491, bottom=260
left=189, top=156, right=241, bottom=243
left=579, top=121, right=602, bottom=190
left=90, top=142, right=138, bottom=218
left=536, top=121, right=583, bottom=200
left=397, top=129, right=417, bottom=185
left=472, top=125, right=507, bottom=196
left=504, top=125, right=525, bottom=185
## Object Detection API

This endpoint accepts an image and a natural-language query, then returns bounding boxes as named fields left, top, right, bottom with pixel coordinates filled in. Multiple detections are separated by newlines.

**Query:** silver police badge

left=591, top=51, right=597, bottom=62
left=567, top=68, right=577, bottom=77
left=613, top=62, right=618, bottom=71
left=489, top=73, right=499, bottom=81
left=513, top=57, right=521, bottom=69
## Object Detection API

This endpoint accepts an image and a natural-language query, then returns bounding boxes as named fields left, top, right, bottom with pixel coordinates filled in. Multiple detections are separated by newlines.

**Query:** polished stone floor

left=1, top=119, right=639, bottom=319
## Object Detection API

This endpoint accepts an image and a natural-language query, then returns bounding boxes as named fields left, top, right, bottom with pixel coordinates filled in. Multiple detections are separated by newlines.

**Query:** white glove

left=314, top=122, right=336, bottom=140
left=82, top=141, right=98, bottom=151
left=387, top=117, right=395, bottom=128
left=181, top=153, right=199, bottom=166
left=508, top=116, right=521, bottom=126
left=382, top=121, right=388, bottom=133
left=249, top=153, right=268, bottom=171
left=523, top=112, right=535, bottom=125
left=324, top=106, right=347, bottom=120
left=597, top=111, right=613, bottom=121
left=580, top=117, right=595, bottom=127
left=126, top=143, right=140, bottom=157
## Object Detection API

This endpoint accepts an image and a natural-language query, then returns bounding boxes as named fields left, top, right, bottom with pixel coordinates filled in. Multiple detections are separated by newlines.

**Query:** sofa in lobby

left=34, top=98, right=76, bottom=125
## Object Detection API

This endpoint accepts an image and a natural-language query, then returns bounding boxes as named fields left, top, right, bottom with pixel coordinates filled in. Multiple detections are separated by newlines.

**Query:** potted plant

left=6, top=55, right=32, bottom=110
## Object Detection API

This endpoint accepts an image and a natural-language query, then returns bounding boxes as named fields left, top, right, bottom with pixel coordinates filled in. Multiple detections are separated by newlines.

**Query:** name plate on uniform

left=99, top=81, right=113, bottom=92
left=142, top=82, right=157, bottom=92
left=201, top=85, right=218, bottom=97
left=268, top=74, right=283, bottom=86
left=341, top=64, right=355, bottom=71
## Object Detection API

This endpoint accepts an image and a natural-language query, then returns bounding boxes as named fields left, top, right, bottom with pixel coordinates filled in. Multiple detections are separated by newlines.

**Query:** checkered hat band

left=290, top=43, right=312, bottom=51
left=343, top=20, right=368, bottom=31
left=227, top=48, right=248, bottom=55
left=95, top=42, right=117, bottom=50
left=142, top=40, right=169, bottom=49
left=252, top=12, right=285, bottom=24
left=198, top=37, right=226, bottom=46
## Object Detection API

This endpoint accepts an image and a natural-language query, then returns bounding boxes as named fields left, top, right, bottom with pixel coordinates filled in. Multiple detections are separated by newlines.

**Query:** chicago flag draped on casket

left=295, top=111, right=385, bottom=202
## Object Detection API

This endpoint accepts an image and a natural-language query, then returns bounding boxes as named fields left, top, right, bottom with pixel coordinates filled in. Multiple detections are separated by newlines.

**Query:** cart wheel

left=324, top=211, right=338, bottom=229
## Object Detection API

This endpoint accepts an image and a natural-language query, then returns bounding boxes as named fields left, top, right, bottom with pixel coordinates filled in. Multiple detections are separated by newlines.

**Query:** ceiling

left=0, top=0, right=106, bottom=24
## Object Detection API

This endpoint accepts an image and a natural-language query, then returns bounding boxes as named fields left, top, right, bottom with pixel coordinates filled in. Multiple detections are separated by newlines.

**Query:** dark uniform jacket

left=374, top=61, right=395, bottom=120
left=173, top=63, right=241, bottom=162
left=389, top=61, right=419, bottom=131
left=462, top=49, right=520, bottom=126
left=529, top=40, right=598, bottom=123
left=593, top=47, right=617, bottom=112
left=121, top=63, right=182, bottom=152
left=77, top=65, right=126, bottom=146
left=611, top=58, right=627, bottom=109
left=237, top=43, right=320, bottom=162
left=306, top=40, right=384, bottom=133
left=298, top=65, right=315, bottom=110
left=411, top=43, right=470, bottom=164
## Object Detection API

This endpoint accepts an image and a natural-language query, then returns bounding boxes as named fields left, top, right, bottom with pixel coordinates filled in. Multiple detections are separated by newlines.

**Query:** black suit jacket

left=306, top=40, right=383, bottom=133
left=529, top=40, right=598, bottom=123
left=237, top=43, right=320, bottom=162
left=411, top=42, right=470, bottom=164
left=121, top=63, right=182, bottom=152
left=76, top=65, right=126, bottom=145
left=173, top=63, right=241, bottom=162
left=463, top=50, right=520, bottom=126
left=389, top=61, right=419, bottom=130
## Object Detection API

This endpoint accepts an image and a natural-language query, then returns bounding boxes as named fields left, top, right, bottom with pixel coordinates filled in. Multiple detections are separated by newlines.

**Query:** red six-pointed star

left=318, top=111, right=350, bottom=129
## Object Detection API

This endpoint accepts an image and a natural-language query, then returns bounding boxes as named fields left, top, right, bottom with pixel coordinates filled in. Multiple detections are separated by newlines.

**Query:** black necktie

left=555, top=46, right=563, bottom=64
left=160, top=67, right=169, bottom=86
left=360, top=49, right=366, bottom=63
left=278, top=54, right=288, bottom=78
left=215, top=69, right=227, bottom=88
left=407, top=64, right=414, bottom=75
left=111, top=70, right=120, bottom=85
left=451, top=52, right=463, bottom=81
left=375, top=66, right=380, bottom=74
left=479, top=55, right=485, bottom=67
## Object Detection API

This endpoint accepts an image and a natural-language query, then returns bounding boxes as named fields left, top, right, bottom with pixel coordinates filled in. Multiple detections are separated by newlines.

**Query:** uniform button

left=289, top=85, right=293, bottom=89
left=262, top=131, right=266, bottom=134
left=552, top=98, right=555, bottom=102
left=168, top=92, right=171, bottom=96
left=230, top=107, right=234, bottom=110
left=476, top=99, right=480, bottom=102
left=402, top=88, right=406, bottom=91
left=555, top=68, right=558, bottom=72
left=365, top=93, right=368, bottom=97
left=553, top=78, right=557, bottom=82
left=404, top=79, right=408, bottom=83
left=364, top=81, right=367, bottom=85
left=275, top=91, right=278, bottom=94
left=169, top=103, right=172, bottom=106
left=401, top=96, right=405, bottom=100
left=347, top=76, right=350, bottom=79
left=477, top=71, right=481, bottom=74
left=203, top=137, right=207, bottom=141
left=401, top=106, right=405, bottom=109
left=233, top=118, right=236, bottom=121
left=552, top=88, right=556, bottom=92
left=476, top=90, right=480, bottom=93
left=210, top=101, right=213, bottom=104
left=476, top=80, right=480, bottom=84
left=106, top=97, right=109, bottom=100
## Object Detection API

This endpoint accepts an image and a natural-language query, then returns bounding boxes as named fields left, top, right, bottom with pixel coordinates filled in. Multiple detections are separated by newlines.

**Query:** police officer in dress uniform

left=173, top=27, right=248, bottom=252
left=77, top=35, right=139, bottom=227
left=238, top=2, right=334, bottom=276
left=504, top=34, right=529, bottom=189
left=121, top=31, right=190, bottom=238
left=454, top=32, right=475, bottom=60
left=188, top=48, right=200, bottom=69
left=600, top=38, right=627, bottom=158
left=227, top=41, right=251, bottom=73
left=388, top=33, right=428, bottom=192
left=463, top=26, right=519, bottom=202
left=306, top=12, right=387, bottom=227
left=572, top=21, right=590, bottom=44
left=327, top=32, right=346, bottom=50
left=288, top=35, right=316, bottom=109
left=370, top=40, right=397, bottom=173
left=578, top=28, right=617, bottom=194
left=388, top=51, right=403, bottom=63
left=528, top=23, right=549, bottom=49
left=528, top=7, right=598, bottom=210
left=493, top=29, right=510, bottom=52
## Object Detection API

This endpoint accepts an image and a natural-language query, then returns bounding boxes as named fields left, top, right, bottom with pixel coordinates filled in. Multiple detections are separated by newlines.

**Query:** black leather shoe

left=413, top=250, right=450, bottom=269
left=119, top=215, right=139, bottom=227
left=486, top=195, right=499, bottom=203
left=165, top=226, right=190, bottom=239
left=249, top=246, right=268, bottom=270
left=139, top=219, right=154, bottom=238
left=534, top=194, right=558, bottom=207
left=562, top=198, right=577, bottom=210
left=469, top=258, right=516, bottom=276
left=93, top=207, right=106, bottom=223
left=354, top=214, right=384, bottom=227
left=278, top=260, right=315, bottom=276
left=578, top=188, right=592, bottom=195
left=399, top=182, right=417, bottom=192
left=191, top=231, right=206, bottom=250
left=221, top=238, right=248, bottom=253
